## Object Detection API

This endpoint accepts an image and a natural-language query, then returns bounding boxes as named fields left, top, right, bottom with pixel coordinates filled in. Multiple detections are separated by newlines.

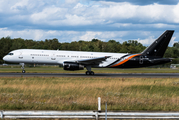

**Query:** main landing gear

left=20, top=63, right=26, bottom=73
left=85, top=66, right=94, bottom=75
left=86, top=71, right=94, bottom=75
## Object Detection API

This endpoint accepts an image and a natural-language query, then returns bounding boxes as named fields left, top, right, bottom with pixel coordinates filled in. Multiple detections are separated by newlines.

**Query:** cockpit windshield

left=8, top=53, right=14, bottom=55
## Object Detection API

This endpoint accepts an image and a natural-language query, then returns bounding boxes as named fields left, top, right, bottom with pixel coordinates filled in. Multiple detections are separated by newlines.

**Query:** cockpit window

left=8, top=53, right=14, bottom=55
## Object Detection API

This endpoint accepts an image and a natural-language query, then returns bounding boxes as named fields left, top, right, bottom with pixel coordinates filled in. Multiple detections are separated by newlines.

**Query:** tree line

left=0, top=36, right=179, bottom=64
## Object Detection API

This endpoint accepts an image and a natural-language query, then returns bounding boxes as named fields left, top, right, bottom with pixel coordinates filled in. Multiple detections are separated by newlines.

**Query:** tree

left=10, top=38, right=26, bottom=50
left=0, top=37, right=12, bottom=63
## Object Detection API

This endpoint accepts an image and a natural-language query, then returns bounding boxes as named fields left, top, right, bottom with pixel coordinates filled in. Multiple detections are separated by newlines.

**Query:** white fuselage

left=3, top=49, right=128, bottom=68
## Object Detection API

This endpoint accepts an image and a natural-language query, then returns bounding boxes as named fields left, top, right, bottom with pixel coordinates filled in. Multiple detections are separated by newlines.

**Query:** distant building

left=170, top=64, right=179, bottom=69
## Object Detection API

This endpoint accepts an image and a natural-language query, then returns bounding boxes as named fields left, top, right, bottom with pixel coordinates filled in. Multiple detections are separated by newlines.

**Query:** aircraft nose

left=3, top=56, right=8, bottom=61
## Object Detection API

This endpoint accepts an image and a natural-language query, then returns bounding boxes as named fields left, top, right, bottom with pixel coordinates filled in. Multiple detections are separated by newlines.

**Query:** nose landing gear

left=20, top=63, right=26, bottom=73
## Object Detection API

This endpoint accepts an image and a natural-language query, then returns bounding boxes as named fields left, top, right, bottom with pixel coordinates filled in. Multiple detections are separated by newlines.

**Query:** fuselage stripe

left=110, top=54, right=141, bottom=67
left=106, top=54, right=130, bottom=67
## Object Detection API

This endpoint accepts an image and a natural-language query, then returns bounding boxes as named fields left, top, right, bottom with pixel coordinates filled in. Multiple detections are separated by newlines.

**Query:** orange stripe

left=111, top=54, right=141, bottom=67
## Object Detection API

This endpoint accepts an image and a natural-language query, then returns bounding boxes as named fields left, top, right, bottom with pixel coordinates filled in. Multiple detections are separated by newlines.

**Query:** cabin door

left=19, top=52, right=23, bottom=59
left=51, top=53, right=56, bottom=60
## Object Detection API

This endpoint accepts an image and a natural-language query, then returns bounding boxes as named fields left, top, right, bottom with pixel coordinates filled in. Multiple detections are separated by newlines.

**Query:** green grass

left=1, top=77, right=179, bottom=111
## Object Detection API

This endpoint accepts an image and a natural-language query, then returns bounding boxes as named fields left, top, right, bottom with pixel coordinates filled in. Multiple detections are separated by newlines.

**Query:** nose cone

left=3, top=56, right=8, bottom=61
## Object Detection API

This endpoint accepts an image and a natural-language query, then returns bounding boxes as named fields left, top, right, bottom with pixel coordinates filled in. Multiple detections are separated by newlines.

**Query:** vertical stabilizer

left=142, top=30, right=174, bottom=58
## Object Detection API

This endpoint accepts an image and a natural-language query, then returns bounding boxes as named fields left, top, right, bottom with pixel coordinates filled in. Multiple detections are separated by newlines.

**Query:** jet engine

left=63, top=62, right=84, bottom=71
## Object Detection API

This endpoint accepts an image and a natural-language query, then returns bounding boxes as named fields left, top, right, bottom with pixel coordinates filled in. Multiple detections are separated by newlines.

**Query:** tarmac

left=0, top=73, right=179, bottom=78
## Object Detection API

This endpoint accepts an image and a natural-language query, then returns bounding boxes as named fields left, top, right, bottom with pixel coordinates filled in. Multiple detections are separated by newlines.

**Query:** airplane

left=3, top=30, right=174, bottom=75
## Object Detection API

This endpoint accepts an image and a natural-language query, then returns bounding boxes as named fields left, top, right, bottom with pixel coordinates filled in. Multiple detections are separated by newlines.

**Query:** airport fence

left=1, top=98, right=179, bottom=119
left=2, top=110, right=179, bottom=119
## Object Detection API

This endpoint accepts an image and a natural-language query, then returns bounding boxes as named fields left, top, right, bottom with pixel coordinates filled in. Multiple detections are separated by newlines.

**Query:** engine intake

left=63, top=62, right=84, bottom=71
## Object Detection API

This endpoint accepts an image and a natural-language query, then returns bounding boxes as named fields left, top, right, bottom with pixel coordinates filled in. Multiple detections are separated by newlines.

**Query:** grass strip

left=1, top=77, right=179, bottom=111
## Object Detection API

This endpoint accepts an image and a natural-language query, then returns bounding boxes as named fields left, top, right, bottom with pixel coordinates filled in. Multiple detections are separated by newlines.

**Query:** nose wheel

left=22, top=70, right=26, bottom=73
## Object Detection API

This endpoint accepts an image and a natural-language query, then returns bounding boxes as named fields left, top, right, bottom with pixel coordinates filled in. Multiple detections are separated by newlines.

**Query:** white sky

left=0, top=0, right=179, bottom=46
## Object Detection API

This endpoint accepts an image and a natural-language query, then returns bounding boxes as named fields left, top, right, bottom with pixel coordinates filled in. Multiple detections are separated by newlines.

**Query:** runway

left=0, top=72, right=179, bottom=78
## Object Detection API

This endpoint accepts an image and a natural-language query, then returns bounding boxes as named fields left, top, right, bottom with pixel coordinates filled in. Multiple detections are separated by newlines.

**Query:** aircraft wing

left=65, top=56, right=111, bottom=65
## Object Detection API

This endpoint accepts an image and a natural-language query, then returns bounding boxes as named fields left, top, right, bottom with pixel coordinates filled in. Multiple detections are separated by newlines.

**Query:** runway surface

left=0, top=72, right=179, bottom=78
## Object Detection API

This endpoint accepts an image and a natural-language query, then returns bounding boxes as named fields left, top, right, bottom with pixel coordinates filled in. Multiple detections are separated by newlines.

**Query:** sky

left=0, top=0, right=179, bottom=46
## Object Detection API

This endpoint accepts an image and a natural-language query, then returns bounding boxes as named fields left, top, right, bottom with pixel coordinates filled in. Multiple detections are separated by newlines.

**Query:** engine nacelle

left=63, top=62, right=84, bottom=71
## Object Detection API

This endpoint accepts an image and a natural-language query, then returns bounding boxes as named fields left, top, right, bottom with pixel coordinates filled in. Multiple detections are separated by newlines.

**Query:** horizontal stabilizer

left=149, top=58, right=172, bottom=64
